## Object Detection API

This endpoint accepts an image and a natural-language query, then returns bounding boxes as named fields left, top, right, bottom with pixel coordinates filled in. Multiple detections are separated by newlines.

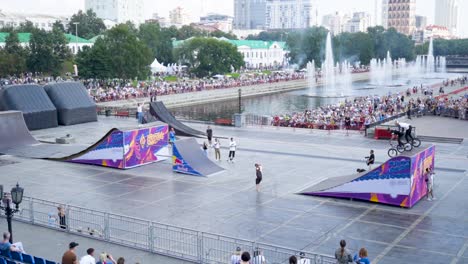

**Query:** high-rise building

left=415, top=15, right=427, bottom=30
left=344, top=12, right=372, bottom=33
left=382, top=0, right=416, bottom=35
left=169, top=7, right=191, bottom=27
left=322, top=12, right=347, bottom=35
left=265, top=0, right=316, bottom=29
left=233, top=0, right=267, bottom=29
left=435, top=0, right=458, bottom=35
left=85, top=0, right=144, bottom=25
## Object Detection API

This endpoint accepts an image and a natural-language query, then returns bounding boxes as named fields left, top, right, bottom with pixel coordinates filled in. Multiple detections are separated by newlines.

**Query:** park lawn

left=164, top=76, right=178, bottom=82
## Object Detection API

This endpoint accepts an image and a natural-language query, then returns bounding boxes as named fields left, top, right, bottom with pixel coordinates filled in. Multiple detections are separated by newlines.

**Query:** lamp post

left=0, top=183, right=24, bottom=243
left=73, top=22, right=79, bottom=54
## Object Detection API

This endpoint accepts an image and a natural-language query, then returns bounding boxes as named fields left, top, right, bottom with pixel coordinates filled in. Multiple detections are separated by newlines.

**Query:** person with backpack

left=335, top=240, right=353, bottom=264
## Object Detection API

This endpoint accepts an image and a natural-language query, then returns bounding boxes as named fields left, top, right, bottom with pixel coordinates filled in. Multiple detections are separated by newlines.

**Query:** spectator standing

left=80, top=248, right=96, bottom=264
left=334, top=240, right=353, bottom=264
left=116, top=257, right=125, bottom=264
left=58, top=205, right=67, bottom=229
left=97, top=253, right=116, bottom=264
left=0, top=232, right=25, bottom=253
left=366, top=150, right=375, bottom=170
left=255, top=163, right=263, bottom=192
left=213, top=138, right=221, bottom=161
left=252, top=249, right=266, bottom=264
left=169, top=128, right=176, bottom=146
left=240, top=252, right=251, bottom=264
left=289, top=255, right=297, bottom=264
left=298, top=252, right=311, bottom=264
left=426, top=168, right=435, bottom=200
left=206, top=126, right=213, bottom=145
left=353, top=248, right=370, bottom=264
left=202, top=142, right=208, bottom=156
left=137, top=103, right=143, bottom=125
left=228, top=137, right=237, bottom=163
left=230, top=247, right=242, bottom=264
left=62, top=242, right=79, bottom=264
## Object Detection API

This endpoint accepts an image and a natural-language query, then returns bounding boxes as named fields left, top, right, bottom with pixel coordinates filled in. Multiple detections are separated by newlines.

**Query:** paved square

left=0, top=116, right=467, bottom=263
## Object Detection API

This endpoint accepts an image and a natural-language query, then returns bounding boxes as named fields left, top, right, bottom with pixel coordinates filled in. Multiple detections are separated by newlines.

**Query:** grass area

left=228, top=73, right=240, bottom=79
left=164, top=76, right=178, bottom=82
left=261, top=70, right=272, bottom=75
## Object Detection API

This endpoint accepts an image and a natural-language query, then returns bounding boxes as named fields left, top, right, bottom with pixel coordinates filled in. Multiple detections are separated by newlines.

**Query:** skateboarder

left=206, top=126, right=213, bottom=145
left=228, top=137, right=237, bottom=163
left=255, top=163, right=262, bottom=192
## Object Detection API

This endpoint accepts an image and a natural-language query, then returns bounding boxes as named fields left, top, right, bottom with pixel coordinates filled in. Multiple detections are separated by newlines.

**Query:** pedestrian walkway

left=9, top=221, right=190, bottom=264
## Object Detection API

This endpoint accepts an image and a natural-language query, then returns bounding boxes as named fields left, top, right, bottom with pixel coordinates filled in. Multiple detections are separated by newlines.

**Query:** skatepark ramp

left=0, top=84, right=58, bottom=130
left=300, top=145, right=435, bottom=208
left=149, top=102, right=205, bottom=137
left=44, top=82, right=97, bottom=126
left=172, top=138, right=224, bottom=177
left=0, top=111, right=169, bottom=169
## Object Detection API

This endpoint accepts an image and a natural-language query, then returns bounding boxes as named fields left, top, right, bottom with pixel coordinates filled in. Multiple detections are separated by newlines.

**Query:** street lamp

left=73, top=22, right=79, bottom=54
left=0, top=183, right=24, bottom=243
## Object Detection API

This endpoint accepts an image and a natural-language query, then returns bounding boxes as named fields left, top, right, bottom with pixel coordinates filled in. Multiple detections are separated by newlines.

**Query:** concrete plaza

left=0, top=115, right=467, bottom=263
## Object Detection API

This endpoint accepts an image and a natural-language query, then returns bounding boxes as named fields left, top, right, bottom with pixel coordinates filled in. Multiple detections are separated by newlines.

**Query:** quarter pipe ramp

left=300, top=145, right=435, bottom=208
left=0, top=111, right=169, bottom=169
left=172, top=138, right=224, bottom=177
left=149, top=102, right=205, bottom=137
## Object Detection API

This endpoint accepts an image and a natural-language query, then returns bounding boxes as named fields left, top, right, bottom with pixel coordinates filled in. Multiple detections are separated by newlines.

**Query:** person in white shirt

left=80, top=248, right=96, bottom=264
left=298, top=252, right=311, bottom=264
left=252, top=249, right=266, bottom=264
left=395, top=121, right=414, bottom=144
left=137, top=103, right=143, bottom=125
left=212, top=138, right=221, bottom=161
left=230, top=247, right=242, bottom=264
left=228, top=138, right=237, bottom=163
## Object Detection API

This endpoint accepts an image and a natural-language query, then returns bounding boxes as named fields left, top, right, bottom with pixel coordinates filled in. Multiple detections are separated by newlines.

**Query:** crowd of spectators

left=84, top=72, right=306, bottom=102
left=272, top=76, right=468, bottom=130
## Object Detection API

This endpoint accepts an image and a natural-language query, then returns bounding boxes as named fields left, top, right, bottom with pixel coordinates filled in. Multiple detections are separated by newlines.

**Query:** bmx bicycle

left=388, top=138, right=412, bottom=157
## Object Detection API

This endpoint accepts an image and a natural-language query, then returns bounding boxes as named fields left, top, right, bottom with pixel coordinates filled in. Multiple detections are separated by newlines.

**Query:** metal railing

left=11, top=196, right=335, bottom=264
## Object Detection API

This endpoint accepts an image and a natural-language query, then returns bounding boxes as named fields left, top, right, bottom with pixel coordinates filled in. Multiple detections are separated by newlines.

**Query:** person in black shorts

left=255, top=163, right=263, bottom=192
left=344, top=115, right=351, bottom=136
left=366, top=150, right=375, bottom=169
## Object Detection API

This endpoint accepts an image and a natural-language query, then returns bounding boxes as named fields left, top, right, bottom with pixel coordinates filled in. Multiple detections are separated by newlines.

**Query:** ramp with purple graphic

left=172, top=138, right=224, bottom=177
left=0, top=111, right=169, bottom=169
left=300, top=145, right=435, bottom=208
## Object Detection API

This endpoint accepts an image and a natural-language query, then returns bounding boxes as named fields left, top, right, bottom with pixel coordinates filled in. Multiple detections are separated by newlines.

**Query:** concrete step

left=418, top=135, right=464, bottom=144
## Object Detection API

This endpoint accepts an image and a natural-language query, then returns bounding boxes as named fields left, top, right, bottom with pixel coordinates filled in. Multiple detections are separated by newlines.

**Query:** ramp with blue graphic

left=300, top=145, right=435, bottom=208
left=172, top=138, right=224, bottom=177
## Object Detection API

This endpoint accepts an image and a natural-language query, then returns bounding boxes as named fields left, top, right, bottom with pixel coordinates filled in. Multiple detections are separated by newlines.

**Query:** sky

left=0, top=0, right=466, bottom=37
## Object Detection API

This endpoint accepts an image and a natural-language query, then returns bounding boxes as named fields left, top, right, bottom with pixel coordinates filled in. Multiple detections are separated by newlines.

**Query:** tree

left=52, top=20, right=66, bottom=33
left=104, top=24, right=152, bottom=79
left=75, top=38, right=112, bottom=79
left=334, top=32, right=374, bottom=65
left=138, top=22, right=174, bottom=64
left=175, top=37, right=244, bottom=77
left=68, top=9, right=106, bottom=39
left=287, top=27, right=328, bottom=67
left=17, top=21, right=36, bottom=32
left=27, top=28, right=70, bottom=76
left=246, top=30, right=290, bottom=41
left=1, top=31, right=28, bottom=76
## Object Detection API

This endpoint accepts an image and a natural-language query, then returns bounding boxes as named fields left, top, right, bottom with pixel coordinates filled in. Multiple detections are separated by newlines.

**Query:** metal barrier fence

left=12, top=196, right=335, bottom=264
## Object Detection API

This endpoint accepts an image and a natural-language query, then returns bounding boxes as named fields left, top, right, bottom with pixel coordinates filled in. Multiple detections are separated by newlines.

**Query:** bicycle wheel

left=404, top=143, right=413, bottom=152
left=396, top=144, right=405, bottom=153
left=388, top=148, right=398, bottom=157
left=412, top=138, right=421, bottom=147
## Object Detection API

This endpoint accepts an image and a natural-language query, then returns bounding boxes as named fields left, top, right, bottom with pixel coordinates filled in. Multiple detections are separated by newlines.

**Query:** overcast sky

left=0, top=0, right=466, bottom=37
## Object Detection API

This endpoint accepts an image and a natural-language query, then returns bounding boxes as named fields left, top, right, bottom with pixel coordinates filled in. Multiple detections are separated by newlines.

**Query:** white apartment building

left=0, top=11, right=68, bottom=31
left=322, top=12, right=348, bottom=35
left=344, top=12, right=372, bottom=33
left=233, top=0, right=267, bottom=30
left=265, top=0, right=316, bottom=29
left=435, top=0, right=458, bottom=35
left=85, top=0, right=144, bottom=25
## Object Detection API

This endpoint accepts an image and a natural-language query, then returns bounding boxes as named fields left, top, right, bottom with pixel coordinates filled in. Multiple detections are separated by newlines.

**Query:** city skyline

left=0, top=0, right=467, bottom=37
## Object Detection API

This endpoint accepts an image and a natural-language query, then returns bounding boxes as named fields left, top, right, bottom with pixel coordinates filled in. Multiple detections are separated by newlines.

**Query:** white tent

left=150, top=58, right=167, bottom=73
